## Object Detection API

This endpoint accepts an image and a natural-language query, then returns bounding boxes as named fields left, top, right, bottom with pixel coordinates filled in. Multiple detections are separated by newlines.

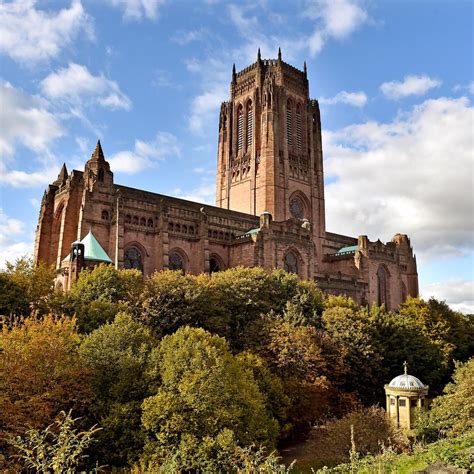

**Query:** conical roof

left=66, top=231, right=112, bottom=263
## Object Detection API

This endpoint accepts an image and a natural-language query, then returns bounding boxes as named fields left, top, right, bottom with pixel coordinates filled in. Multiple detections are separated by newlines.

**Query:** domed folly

left=384, top=362, right=429, bottom=431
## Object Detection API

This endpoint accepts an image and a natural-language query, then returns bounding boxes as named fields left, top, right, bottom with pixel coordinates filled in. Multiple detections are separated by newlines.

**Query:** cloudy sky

left=0, top=0, right=472, bottom=312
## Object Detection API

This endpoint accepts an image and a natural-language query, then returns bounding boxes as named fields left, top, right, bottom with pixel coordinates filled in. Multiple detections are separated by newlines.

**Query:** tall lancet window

left=296, top=104, right=302, bottom=151
left=237, top=105, right=244, bottom=152
left=246, top=101, right=253, bottom=148
left=286, top=100, right=293, bottom=146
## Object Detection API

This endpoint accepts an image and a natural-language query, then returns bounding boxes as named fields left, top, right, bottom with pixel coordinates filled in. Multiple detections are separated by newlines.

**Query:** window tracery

left=286, top=100, right=293, bottom=146
left=246, top=101, right=253, bottom=148
left=169, top=251, right=185, bottom=272
left=124, top=246, right=143, bottom=272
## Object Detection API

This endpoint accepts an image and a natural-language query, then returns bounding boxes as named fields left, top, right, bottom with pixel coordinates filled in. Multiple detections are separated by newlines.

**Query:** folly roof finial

left=91, top=140, right=105, bottom=162
left=403, top=360, right=408, bottom=375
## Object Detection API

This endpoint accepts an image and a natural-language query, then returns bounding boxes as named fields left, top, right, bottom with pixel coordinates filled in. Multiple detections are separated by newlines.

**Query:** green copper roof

left=80, top=231, right=112, bottom=263
left=336, top=245, right=358, bottom=255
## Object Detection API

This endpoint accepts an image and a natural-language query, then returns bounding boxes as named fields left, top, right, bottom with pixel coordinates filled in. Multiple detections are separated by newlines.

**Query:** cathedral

left=34, top=50, right=418, bottom=310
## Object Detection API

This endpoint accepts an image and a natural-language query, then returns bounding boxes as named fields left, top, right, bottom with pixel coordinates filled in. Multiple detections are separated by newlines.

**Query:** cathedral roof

left=336, top=245, right=358, bottom=255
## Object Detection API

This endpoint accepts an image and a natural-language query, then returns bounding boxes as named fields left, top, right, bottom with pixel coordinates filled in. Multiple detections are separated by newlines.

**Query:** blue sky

left=0, top=0, right=472, bottom=312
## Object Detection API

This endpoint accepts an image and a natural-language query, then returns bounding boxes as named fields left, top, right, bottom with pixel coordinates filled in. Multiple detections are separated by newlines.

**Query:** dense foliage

left=0, top=259, right=472, bottom=471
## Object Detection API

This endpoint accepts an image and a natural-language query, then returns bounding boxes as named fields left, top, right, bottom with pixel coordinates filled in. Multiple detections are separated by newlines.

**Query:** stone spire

left=91, top=140, right=105, bottom=162
left=54, top=163, right=68, bottom=186
left=232, top=63, right=236, bottom=84
left=304, top=61, right=307, bottom=76
left=257, top=47, right=261, bottom=62
left=278, top=47, right=282, bottom=62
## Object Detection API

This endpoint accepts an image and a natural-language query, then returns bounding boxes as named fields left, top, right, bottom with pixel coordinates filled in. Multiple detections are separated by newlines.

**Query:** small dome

left=389, top=373, right=425, bottom=390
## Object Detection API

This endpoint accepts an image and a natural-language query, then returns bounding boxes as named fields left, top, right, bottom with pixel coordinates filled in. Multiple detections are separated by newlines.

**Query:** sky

left=0, top=0, right=473, bottom=313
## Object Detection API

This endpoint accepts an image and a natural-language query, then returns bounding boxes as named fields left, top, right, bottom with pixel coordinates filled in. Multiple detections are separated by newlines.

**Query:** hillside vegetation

left=0, top=259, right=472, bottom=472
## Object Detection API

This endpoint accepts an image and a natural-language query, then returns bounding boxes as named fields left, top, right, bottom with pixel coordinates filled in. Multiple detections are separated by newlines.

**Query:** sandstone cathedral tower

left=34, top=50, right=418, bottom=310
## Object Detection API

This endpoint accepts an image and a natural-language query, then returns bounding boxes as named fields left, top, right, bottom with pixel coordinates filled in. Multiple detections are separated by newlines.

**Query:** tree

left=0, top=316, right=91, bottom=449
left=141, top=326, right=278, bottom=471
left=0, top=256, right=55, bottom=316
left=53, top=264, right=143, bottom=332
left=8, top=411, right=101, bottom=473
left=136, top=270, right=214, bottom=337
left=79, top=313, right=157, bottom=466
left=399, top=297, right=474, bottom=366
left=416, top=358, right=474, bottom=439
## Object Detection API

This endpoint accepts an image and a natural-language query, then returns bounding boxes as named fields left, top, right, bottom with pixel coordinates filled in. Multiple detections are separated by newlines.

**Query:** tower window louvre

left=296, top=107, right=302, bottom=151
left=286, top=103, right=292, bottom=146
left=237, top=107, right=244, bottom=152
left=246, top=102, right=253, bottom=148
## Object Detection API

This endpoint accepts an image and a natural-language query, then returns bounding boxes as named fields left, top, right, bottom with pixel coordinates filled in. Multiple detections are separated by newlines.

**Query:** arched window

left=124, top=246, right=143, bottom=272
left=182, top=225, right=188, bottom=234
left=377, top=265, right=389, bottom=307
left=237, top=104, right=244, bottom=152
left=286, top=100, right=293, bottom=146
left=168, top=222, right=174, bottom=232
left=133, top=216, right=139, bottom=225
left=169, top=251, right=185, bottom=272
left=101, top=210, right=109, bottom=220
left=98, top=168, right=104, bottom=182
left=147, top=218, right=153, bottom=227
left=189, top=226, right=194, bottom=235
left=284, top=250, right=298, bottom=274
left=209, top=255, right=223, bottom=273
left=140, top=217, right=146, bottom=226
left=296, top=104, right=302, bottom=151
left=125, top=214, right=131, bottom=224
left=246, top=100, right=253, bottom=148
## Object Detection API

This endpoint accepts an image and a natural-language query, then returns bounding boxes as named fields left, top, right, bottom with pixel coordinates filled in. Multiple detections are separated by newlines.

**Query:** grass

left=290, top=431, right=474, bottom=473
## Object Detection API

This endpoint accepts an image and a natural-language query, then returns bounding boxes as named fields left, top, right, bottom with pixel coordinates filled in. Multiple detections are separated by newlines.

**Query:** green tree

left=141, top=326, right=278, bottom=471
left=399, top=297, right=474, bottom=366
left=0, top=316, right=91, bottom=449
left=0, top=256, right=55, bottom=316
left=79, top=313, right=157, bottom=466
left=8, top=411, right=101, bottom=473
left=136, top=270, right=214, bottom=337
left=416, top=358, right=474, bottom=439
left=53, top=264, right=143, bottom=332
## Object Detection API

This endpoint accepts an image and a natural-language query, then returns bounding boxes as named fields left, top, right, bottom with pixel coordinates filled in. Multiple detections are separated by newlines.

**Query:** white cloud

left=108, top=132, right=181, bottom=173
left=171, top=28, right=208, bottom=45
left=0, top=0, right=93, bottom=65
left=422, top=279, right=474, bottom=314
left=0, top=208, right=32, bottom=269
left=40, top=63, right=131, bottom=110
left=0, top=164, right=56, bottom=188
left=324, top=96, right=474, bottom=261
left=320, top=90, right=368, bottom=107
left=381, top=75, right=442, bottom=99
left=0, top=82, right=63, bottom=157
left=171, top=182, right=215, bottom=204
left=305, top=0, right=368, bottom=40
left=102, top=0, right=166, bottom=20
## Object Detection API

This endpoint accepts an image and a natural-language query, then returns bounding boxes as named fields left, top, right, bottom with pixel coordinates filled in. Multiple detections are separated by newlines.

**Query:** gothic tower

left=216, top=49, right=326, bottom=238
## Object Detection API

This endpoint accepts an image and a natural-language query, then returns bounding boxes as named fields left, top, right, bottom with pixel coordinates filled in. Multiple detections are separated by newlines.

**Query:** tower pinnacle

left=278, top=47, right=282, bottom=61
left=91, top=140, right=105, bottom=162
